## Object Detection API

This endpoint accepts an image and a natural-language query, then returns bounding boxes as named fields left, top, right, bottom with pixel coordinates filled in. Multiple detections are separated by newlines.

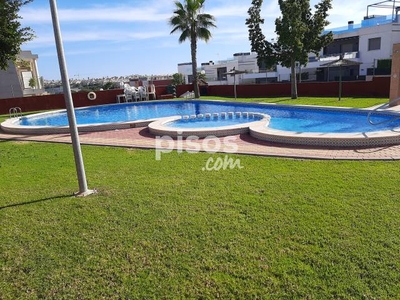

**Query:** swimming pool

left=148, top=112, right=270, bottom=138
left=2, top=100, right=400, bottom=147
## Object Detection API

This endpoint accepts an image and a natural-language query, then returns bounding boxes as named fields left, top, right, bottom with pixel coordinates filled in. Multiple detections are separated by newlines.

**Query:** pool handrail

left=9, top=107, right=22, bottom=119
left=367, top=97, right=400, bottom=126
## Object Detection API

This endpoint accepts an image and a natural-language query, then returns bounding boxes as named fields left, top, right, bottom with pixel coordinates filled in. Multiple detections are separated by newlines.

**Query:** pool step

left=181, top=112, right=257, bottom=121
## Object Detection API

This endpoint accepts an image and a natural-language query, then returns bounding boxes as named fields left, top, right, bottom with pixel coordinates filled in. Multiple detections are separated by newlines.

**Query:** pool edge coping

left=148, top=113, right=271, bottom=138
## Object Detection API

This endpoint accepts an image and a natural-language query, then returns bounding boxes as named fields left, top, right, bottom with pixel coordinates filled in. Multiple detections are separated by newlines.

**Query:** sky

left=18, top=0, right=382, bottom=80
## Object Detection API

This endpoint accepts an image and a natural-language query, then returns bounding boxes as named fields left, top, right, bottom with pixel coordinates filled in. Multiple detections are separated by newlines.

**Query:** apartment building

left=177, top=1, right=400, bottom=86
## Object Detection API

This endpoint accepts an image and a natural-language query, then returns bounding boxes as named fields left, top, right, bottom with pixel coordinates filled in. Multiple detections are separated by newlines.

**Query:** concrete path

left=1, top=127, right=400, bottom=160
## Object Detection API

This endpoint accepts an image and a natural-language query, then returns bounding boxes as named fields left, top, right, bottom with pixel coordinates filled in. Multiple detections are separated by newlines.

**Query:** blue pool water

left=18, top=100, right=400, bottom=133
left=167, top=114, right=264, bottom=128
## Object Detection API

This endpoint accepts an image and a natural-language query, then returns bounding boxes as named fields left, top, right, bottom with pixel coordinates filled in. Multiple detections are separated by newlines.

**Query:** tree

left=0, top=0, right=35, bottom=70
left=197, top=70, right=206, bottom=81
left=172, top=72, right=185, bottom=85
left=246, top=0, right=332, bottom=99
left=169, top=0, right=216, bottom=98
left=28, top=76, right=35, bottom=88
left=103, top=81, right=118, bottom=90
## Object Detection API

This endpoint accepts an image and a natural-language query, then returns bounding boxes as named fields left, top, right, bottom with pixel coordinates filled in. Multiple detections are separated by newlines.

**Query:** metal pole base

left=74, top=189, right=97, bottom=197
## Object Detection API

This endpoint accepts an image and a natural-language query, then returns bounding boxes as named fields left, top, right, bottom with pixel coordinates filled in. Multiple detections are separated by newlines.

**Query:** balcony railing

left=323, top=15, right=394, bottom=35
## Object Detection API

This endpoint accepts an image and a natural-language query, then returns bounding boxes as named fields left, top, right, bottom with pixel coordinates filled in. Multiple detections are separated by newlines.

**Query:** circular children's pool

left=148, top=112, right=270, bottom=138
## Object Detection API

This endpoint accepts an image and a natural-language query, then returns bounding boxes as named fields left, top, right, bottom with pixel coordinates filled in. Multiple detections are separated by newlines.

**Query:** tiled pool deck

left=1, top=126, right=400, bottom=160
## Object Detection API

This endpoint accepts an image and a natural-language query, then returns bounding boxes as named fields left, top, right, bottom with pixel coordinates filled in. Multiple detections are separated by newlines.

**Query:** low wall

left=0, top=77, right=390, bottom=115
left=176, top=84, right=195, bottom=97
left=0, top=89, right=122, bottom=115
left=208, top=77, right=390, bottom=98
left=0, top=86, right=169, bottom=115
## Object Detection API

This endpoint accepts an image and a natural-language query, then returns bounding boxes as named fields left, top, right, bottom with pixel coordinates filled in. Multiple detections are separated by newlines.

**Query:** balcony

left=319, top=52, right=359, bottom=62
left=323, top=15, right=394, bottom=35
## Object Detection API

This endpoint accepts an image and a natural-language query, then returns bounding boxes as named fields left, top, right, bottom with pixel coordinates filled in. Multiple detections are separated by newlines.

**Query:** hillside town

left=43, top=74, right=173, bottom=94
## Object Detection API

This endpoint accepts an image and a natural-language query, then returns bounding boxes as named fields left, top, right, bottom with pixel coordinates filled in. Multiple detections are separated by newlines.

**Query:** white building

left=178, top=53, right=264, bottom=86
left=177, top=1, right=400, bottom=85
left=0, top=50, right=45, bottom=99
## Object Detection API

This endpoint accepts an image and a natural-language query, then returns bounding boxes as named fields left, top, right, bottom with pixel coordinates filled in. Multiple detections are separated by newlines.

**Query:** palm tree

left=169, top=0, right=216, bottom=98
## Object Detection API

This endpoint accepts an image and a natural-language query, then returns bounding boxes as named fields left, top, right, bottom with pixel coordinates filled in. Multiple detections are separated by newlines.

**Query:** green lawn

left=1, top=142, right=400, bottom=299
left=1, top=97, right=399, bottom=299
left=200, top=96, right=388, bottom=108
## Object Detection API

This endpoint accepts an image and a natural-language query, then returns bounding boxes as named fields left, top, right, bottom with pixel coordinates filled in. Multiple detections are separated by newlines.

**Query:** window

left=21, top=71, right=33, bottom=89
left=341, top=43, right=354, bottom=53
left=217, top=67, right=227, bottom=81
left=368, top=37, right=381, bottom=51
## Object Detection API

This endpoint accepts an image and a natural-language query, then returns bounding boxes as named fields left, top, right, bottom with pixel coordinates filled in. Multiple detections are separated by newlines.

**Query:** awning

left=320, top=56, right=361, bottom=68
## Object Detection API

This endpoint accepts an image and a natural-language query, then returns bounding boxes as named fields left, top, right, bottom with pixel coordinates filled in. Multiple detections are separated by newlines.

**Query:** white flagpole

left=49, top=0, right=94, bottom=196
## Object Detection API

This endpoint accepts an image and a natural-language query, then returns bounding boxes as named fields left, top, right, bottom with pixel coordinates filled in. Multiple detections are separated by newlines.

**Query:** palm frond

left=179, top=29, right=191, bottom=43
left=197, top=27, right=212, bottom=42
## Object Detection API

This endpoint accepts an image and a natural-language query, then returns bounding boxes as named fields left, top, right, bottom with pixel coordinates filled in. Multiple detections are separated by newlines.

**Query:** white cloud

left=25, top=29, right=169, bottom=48
left=208, top=5, right=249, bottom=18
left=20, top=6, right=171, bottom=24
left=21, top=2, right=256, bottom=25
left=22, top=0, right=374, bottom=51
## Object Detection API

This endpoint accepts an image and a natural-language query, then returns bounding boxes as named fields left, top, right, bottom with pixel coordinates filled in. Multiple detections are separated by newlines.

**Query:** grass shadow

left=261, top=98, right=292, bottom=104
left=0, top=194, right=73, bottom=210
